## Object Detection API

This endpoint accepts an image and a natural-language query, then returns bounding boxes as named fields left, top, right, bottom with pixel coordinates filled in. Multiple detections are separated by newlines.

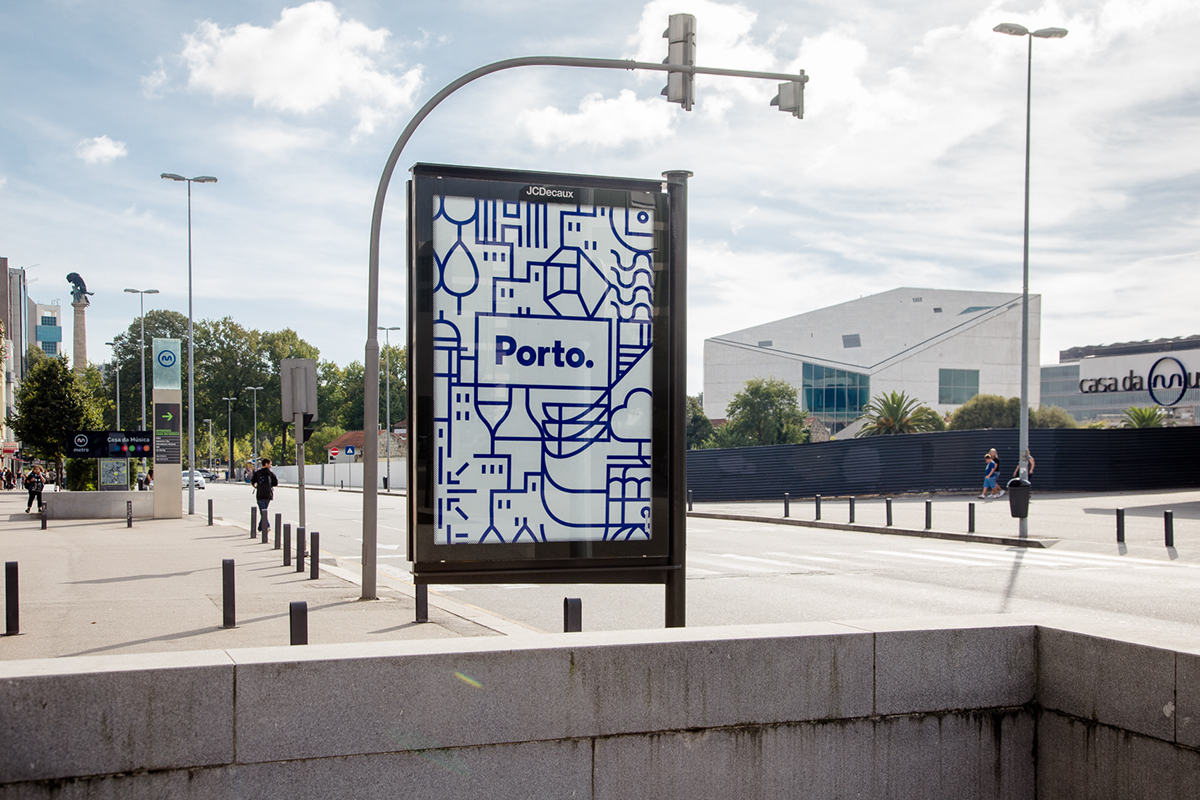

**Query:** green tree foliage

left=686, top=394, right=714, bottom=450
left=947, top=394, right=1019, bottom=430
left=1030, top=405, right=1078, bottom=429
left=856, top=391, right=945, bottom=437
left=1121, top=406, right=1163, bottom=428
left=7, top=355, right=102, bottom=478
left=702, top=377, right=808, bottom=448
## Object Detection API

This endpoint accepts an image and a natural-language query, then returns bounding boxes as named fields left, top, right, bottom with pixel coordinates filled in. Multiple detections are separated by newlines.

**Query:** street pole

left=204, top=418, right=213, bottom=469
left=379, top=326, right=401, bottom=491
left=105, top=341, right=121, bottom=429
left=124, top=288, right=159, bottom=470
left=222, top=396, right=236, bottom=481
left=245, top=386, right=263, bottom=470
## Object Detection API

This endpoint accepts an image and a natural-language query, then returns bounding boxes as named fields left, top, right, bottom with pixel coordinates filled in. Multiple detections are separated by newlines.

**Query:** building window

left=960, top=306, right=993, bottom=315
left=757, top=340, right=773, bottom=347
left=42, top=342, right=57, bottom=356
left=842, top=334, right=861, bottom=348
left=41, top=315, right=57, bottom=326
left=802, top=362, right=870, bottom=427
left=939, top=369, right=979, bottom=404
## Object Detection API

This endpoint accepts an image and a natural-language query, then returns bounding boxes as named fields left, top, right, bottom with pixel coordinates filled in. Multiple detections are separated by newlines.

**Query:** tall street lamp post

left=993, top=22, right=1067, bottom=537
left=123, top=288, right=159, bottom=468
left=204, top=418, right=213, bottom=469
left=104, top=340, right=121, bottom=429
left=222, top=396, right=237, bottom=481
left=378, top=326, right=402, bottom=491
left=244, top=386, right=263, bottom=470
left=161, top=172, right=217, bottom=515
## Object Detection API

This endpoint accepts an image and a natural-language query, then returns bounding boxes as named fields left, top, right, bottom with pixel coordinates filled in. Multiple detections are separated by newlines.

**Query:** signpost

left=152, top=338, right=183, bottom=518
left=407, top=164, right=686, bottom=625
left=68, top=431, right=153, bottom=492
left=281, top=358, right=318, bottom=531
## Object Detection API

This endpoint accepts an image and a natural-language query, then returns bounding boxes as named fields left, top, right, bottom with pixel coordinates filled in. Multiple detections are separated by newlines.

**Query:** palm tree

left=856, top=391, right=945, bottom=437
left=1121, top=406, right=1163, bottom=428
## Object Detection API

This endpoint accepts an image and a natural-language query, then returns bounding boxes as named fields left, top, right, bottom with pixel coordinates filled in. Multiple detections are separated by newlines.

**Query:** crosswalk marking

left=764, top=551, right=842, bottom=563
left=870, top=549, right=993, bottom=566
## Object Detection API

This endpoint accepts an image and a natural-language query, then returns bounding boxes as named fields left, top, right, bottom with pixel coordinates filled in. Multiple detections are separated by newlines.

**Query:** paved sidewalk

left=0, top=490, right=513, bottom=662
left=690, top=488, right=1200, bottom=551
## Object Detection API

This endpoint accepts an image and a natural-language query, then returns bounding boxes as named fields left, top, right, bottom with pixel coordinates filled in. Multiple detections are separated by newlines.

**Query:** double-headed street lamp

left=378, top=325, right=402, bottom=491
left=161, top=172, right=217, bottom=514
left=222, top=396, right=237, bottom=480
left=244, top=386, right=263, bottom=469
left=104, top=340, right=121, bottom=429
left=123, top=288, right=159, bottom=467
left=993, top=22, right=1067, bottom=537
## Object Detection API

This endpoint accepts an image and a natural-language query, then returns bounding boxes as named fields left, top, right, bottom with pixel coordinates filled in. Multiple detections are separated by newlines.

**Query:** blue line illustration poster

left=431, top=192, right=655, bottom=544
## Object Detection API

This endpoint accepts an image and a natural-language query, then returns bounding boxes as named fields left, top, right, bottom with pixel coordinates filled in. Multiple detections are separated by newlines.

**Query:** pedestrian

left=987, top=448, right=1005, bottom=497
left=24, top=465, right=45, bottom=513
left=250, top=458, right=279, bottom=534
left=1013, top=451, right=1035, bottom=478
left=980, top=454, right=998, bottom=499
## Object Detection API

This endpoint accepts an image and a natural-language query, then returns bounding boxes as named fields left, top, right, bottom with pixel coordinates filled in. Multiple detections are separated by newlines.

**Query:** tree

left=702, top=377, right=808, bottom=448
left=947, top=394, right=1020, bottom=430
left=7, top=356, right=102, bottom=479
left=1121, top=406, right=1163, bottom=428
left=856, top=391, right=945, bottom=437
left=1030, top=405, right=1078, bottom=429
left=686, top=394, right=713, bottom=449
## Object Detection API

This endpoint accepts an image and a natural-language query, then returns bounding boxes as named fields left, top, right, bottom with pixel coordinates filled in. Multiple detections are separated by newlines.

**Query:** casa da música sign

left=1078, top=354, right=1200, bottom=406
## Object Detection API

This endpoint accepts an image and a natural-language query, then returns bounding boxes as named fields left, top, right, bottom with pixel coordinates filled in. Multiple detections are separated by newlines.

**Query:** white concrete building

left=704, top=287, right=1041, bottom=433
left=30, top=302, right=63, bottom=358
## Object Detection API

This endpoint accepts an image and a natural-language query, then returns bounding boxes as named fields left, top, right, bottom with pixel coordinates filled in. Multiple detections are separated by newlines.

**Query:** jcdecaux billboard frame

left=407, top=163, right=686, bottom=599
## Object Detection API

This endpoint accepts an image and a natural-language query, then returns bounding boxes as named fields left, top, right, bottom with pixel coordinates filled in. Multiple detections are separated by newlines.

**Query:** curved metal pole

left=360, top=55, right=807, bottom=599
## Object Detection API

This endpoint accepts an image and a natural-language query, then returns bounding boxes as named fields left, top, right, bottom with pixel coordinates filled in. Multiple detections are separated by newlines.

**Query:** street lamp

left=222, top=396, right=237, bottom=480
left=123, top=288, right=159, bottom=466
left=244, top=386, right=263, bottom=469
left=161, top=172, right=217, bottom=515
left=204, top=418, right=213, bottom=470
left=104, top=340, right=121, bottom=429
left=994, top=22, right=1067, bottom=536
left=378, top=325, right=402, bottom=491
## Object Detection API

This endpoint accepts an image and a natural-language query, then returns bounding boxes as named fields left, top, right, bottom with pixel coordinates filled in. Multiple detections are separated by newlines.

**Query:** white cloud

left=181, top=1, right=422, bottom=135
left=141, top=57, right=168, bottom=99
left=517, top=89, right=676, bottom=149
left=75, top=135, right=128, bottom=164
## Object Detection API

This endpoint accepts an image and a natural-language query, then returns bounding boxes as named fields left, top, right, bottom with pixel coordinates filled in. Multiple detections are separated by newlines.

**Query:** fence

left=272, top=459, right=407, bottom=491
left=686, top=427, right=1200, bottom=501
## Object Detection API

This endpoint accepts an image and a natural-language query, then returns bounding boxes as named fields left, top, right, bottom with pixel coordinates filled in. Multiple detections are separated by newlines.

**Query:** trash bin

left=1007, top=477, right=1031, bottom=519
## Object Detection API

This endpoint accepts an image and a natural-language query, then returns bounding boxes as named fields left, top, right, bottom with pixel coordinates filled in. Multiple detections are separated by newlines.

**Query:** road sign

left=281, top=358, right=319, bottom=421
left=344, top=445, right=356, bottom=455
left=330, top=447, right=339, bottom=458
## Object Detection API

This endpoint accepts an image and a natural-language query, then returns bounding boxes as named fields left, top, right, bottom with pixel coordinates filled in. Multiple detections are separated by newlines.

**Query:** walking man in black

left=250, top=458, right=279, bottom=534
left=24, top=465, right=45, bottom=513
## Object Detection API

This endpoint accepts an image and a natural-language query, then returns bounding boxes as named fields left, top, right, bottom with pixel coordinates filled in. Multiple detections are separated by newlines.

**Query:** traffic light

left=770, top=74, right=808, bottom=118
left=301, top=413, right=315, bottom=443
left=661, top=13, right=696, bottom=110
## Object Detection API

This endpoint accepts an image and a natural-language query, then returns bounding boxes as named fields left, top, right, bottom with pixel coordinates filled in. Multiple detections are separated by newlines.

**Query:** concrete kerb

left=688, top=510, right=1057, bottom=548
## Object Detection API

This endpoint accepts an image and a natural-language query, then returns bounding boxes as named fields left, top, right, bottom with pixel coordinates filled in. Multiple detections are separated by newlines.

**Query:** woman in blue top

left=980, top=454, right=998, bottom=499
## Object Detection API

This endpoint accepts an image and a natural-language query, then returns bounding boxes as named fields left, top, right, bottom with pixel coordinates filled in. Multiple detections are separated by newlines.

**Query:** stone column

left=72, top=301, right=87, bottom=373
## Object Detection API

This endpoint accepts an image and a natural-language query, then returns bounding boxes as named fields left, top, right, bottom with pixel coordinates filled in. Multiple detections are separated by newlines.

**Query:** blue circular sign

left=1147, top=356, right=1188, bottom=407
left=157, top=350, right=177, bottom=368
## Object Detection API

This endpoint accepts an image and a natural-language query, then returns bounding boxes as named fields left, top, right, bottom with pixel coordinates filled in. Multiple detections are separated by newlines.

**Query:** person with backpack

left=250, top=458, right=279, bottom=534
left=24, top=465, right=45, bottom=513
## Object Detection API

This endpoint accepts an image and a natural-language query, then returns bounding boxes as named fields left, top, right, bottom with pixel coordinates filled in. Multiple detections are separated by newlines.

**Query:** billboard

left=408, top=164, right=682, bottom=582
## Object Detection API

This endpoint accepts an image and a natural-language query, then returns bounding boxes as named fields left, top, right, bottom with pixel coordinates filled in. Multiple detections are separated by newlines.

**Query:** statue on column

left=67, top=273, right=93, bottom=306
left=67, top=273, right=92, bottom=372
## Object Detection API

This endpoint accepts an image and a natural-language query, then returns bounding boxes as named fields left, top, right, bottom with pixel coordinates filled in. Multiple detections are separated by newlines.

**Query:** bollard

left=310, top=532, right=320, bottom=580
left=289, top=601, right=308, bottom=645
left=340, top=481, right=344, bottom=490
left=5, top=562, right=17, bottom=636
left=564, top=597, right=582, bottom=632
left=222, top=559, right=236, bottom=629
left=1165, top=511, right=1174, bottom=548
left=40, top=505, right=47, bottom=530
left=296, top=527, right=306, bottom=573
left=126, top=500, right=133, bottom=528
left=208, top=498, right=213, bottom=526
left=415, top=584, right=429, bottom=623
left=848, top=497, right=855, bottom=524
left=886, top=498, right=893, bottom=527
left=273, top=513, right=281, bottom=545
left=687, top=489, right=693, bottom=512
left=275, top=520, right=282, bottom=550
left=925, top=500, right=932, bottom=530
left=284, top=525, right=292, bottom=567
left=250, top=507, right=257, bottom=539
left=968, top=502, right=976, bottom=534
left=1116, top=509, right=1125, bottom=543
left=815, top=494, right=821, bottom=521
left=784, top=492, right=790, bottom=518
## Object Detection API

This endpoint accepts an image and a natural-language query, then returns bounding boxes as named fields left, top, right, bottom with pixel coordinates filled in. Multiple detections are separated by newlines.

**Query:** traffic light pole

left=294, top=411, right=306, bottom=531
left=361, top=53, right=808, bottom=601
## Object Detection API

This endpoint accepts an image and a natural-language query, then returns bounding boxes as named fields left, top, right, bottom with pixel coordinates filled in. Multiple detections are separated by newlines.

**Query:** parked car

left=197, top=469, right=218, bottom=482
left=183, top=471, right=206, bottom=489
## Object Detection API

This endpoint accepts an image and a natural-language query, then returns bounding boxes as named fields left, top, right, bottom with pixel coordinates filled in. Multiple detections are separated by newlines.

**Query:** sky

left=2, top=0, right=1199, bottom=397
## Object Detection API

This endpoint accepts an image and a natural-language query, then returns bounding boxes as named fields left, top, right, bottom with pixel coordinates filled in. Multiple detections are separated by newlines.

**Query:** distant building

left=1040, top=336, right=1200, bottom=423
left=704, top=287, right=1040, bottom=434
left=29, top=302, right=62, bottom=357
left=325, top=429, right=408, bottom=463
left=1, top=258, right=30, bottom=461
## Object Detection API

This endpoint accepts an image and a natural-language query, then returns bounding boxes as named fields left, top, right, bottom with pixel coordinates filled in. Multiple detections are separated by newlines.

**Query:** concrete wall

left=0, top=617, right=1196, bottom=798
left=273, top=459, right=407, bottom=490
left=43, top=490, right=153, bottom=519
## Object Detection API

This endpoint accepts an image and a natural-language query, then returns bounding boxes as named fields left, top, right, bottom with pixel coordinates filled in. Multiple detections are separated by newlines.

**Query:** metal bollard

left=1165, top=511, right=1174, bottom=547
left=968, top=502, right=976, bottom=534
left=310, top=532, right=320, bottom=580
left=126, top=500, right=133, bottom=528
left=1116, top=509, right=1125, bottom=543
left=250, top=507, right=257, bottom=539
left=564, top=597, right=582, bottom=632
left=784, top=492, right=790, bottom=518
left=924, top=501, right=932, bottom=530
left=5, top=562, right=18, bottom=636
left=886, top=498, right=893, bottom=527
left=296, top=528, right=306, bottom=573
left=815, top=494, right=821, bottom=521
left=848, top=497, right=855, bottom=524
left=273, top=513, right=281, bottom=545
left=415, top=584, right=429, bottom=623
left=208, top=498, right=213, bottom=526
left=275, top=520, right=282, bottom=550
left=222, top=559, right=236, bottom=629
left=687, top=489, right=693, bottom=511
left=289, top=601, right=308, bottom=645
left=41, top=504, right=47, bottom=530
left=284, top=525, right=292, bottom=567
